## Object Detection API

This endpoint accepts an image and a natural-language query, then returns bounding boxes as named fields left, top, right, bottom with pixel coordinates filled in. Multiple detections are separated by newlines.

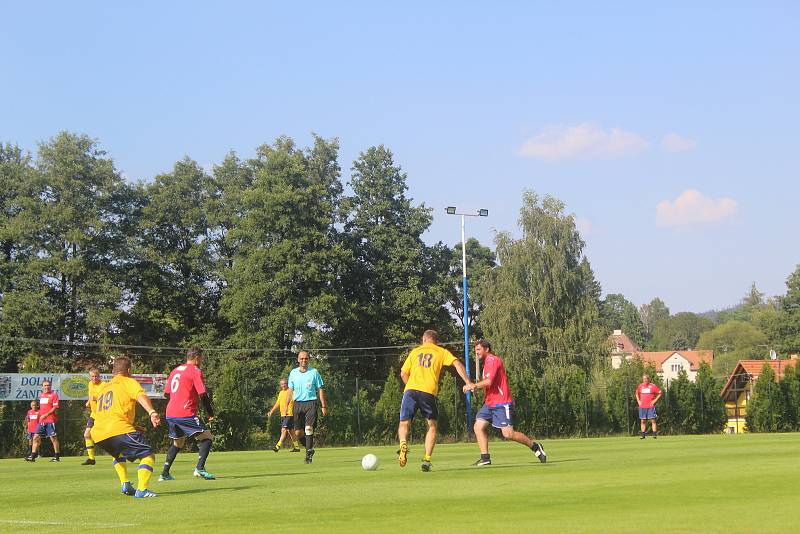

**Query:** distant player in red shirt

left=27, top=379, right=61, bottom=462
left=636, top=374, right=663, bottom=439
left=160, top=347, right=216, bottom=481
left=24, top=400, right=39, bottom=459
left=466, top=340, right=547, bottom=466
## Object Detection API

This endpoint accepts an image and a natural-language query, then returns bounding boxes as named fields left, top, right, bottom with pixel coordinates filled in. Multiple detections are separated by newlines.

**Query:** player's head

left=112, top=356, right=133, bottom=377
left=89, top=368, right=100, bottom=383
left=42, top=380, right=51, bottom=392
left=475, top=339, right=492, bottom=359
left=422, top=329, right=439, bottom=344
left=187, top=347, right=203, bottom=364
left=297, top=351, right=310, bottom=370
left=642, top=374, right=650, bottom=384
left=30, top=400, right=38, bottom=409
left=279, top=378, right=288, bottom=389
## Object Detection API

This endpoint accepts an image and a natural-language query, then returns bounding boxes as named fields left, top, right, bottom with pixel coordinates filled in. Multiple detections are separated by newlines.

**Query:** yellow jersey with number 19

left=400, top=343, right=457, bottom=397
left=90, top=375, right=145, bottom=443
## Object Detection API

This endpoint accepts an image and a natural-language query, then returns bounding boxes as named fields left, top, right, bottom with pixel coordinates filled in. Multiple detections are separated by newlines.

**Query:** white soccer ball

left=361, top=453, right=379, bottom=471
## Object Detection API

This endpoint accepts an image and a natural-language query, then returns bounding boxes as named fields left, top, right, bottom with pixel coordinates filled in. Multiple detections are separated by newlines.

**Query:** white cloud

left=656, top=189, right=738, bottom=228
left=662, top=133, right=696, bottom=153
left=518, top=122, right=648, bottom=161
left=574, top=216, right=593, bottom=236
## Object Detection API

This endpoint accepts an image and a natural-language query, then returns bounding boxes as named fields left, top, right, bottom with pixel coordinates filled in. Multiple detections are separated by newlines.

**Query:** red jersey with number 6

left=482, top=354, right=513, bottom=407
left=166, top=363, right=207, bottom=418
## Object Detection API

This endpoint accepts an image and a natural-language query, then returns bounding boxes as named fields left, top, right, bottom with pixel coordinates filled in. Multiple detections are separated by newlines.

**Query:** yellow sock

left=275, top=441, right=282, bottom=449
left=137, top=456, right=155, bottom=491
left=292, top=440, right=300, bottom=449
left=85, top=439, right=95, bottom=460
left=112, top=458, right=129, bottom=484
left=423, top=454, right=431, bottom=462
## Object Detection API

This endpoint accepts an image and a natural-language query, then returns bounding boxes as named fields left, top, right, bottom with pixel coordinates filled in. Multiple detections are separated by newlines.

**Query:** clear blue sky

left=2, top=2, right=798, bottom=313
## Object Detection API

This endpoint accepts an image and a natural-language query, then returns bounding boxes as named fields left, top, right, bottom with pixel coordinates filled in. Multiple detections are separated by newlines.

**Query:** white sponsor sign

left=0, top=374, right=167, bottom=401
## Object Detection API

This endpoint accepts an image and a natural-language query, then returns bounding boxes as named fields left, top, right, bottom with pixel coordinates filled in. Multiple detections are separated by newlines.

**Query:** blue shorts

left=476, top=403, right=514, bottom=428
left=167, top=416, right=207, bottom=439
left=400, top=390, right=438, bottom=421
left=281, top=416, right=293, bottom=429
left=36, top=422, right=57, bottom=437
left=96, top=432, right=154, bottom=461
left=85, top=417, right=95, bottom=428
left=639, top=407, right=657, bottom=420
left=27, top=432, right=36, bottom=441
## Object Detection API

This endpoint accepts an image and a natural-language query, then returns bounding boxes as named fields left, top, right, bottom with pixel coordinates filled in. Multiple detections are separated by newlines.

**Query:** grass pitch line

left=0, top=519, right=138, bottom=528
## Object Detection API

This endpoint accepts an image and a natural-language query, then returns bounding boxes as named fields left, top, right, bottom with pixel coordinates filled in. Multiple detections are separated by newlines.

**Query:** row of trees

left=1, top=131, right=799, bottom=456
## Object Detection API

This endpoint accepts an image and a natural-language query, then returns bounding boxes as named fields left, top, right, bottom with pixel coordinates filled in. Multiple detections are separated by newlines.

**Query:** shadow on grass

left=441, top=458, right=589, bottom=472
left=221, top=472, right=320, bottom=479
left=164, top=486, right=254, bottom=496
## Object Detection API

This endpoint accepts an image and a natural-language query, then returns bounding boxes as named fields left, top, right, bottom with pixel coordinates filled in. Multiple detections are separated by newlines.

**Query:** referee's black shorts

left=293, top=400, right=318, bottom=430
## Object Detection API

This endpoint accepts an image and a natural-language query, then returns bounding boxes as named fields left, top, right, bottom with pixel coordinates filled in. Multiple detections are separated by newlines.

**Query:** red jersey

left=166, top=363, right=207, bottom=418
left=637, top=382, right=662, bottom=409
left=38, top=391, right=59, bottom=423
left=26, top=409, right=40, bottom=433
left=482, top=354, right=513, bottom=406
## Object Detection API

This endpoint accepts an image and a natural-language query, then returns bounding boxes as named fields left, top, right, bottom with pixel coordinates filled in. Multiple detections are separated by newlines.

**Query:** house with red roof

left=609, top=330, right=714, bottom=383
left=720, top=359, right=797, bottom=434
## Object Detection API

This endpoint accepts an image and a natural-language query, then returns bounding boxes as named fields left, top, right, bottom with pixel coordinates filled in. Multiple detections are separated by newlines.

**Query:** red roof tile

left=720, top=359, right=796, bottom=397
left=609, top=330, right=642, bottom=353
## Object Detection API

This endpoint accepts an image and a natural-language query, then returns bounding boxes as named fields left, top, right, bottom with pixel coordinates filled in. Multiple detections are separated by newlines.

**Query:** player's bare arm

left=137, top=393, right=161, bottom=427
left=318, top=388, right=327, bottom=416
left=400, top=370, right=410, bottom=384
left=452, top=360, right=475, bottom=391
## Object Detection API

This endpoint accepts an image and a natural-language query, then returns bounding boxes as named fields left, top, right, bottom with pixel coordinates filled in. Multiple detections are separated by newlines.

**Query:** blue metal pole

left=461, top=215, right=473, bottom=434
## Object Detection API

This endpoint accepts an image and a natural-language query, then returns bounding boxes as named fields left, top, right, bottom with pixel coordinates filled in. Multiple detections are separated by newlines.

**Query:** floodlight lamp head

left=445, top=206, right=457, bottom=215
left=478, top=209, right=489, bottom=217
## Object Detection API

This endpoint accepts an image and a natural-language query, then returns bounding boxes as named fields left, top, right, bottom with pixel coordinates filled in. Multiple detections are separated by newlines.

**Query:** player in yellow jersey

left=267, top=378, right=300, bottom=452
left=82, top=368, right=104, bottom=465
left=91, top=356, right=161, bottom=498
left=397, top=330, right=474, bottom=472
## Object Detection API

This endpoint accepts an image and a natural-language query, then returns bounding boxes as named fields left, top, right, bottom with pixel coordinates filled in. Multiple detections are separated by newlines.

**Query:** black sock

left=197, top=439, right=212, bottom=471
left=481, top=453, right=490, bottom=460
left=306, top=435, right=314, bottom=451
left=163, top=444, right=180, bottom=474
left=27, top=445, right=32, bottom=456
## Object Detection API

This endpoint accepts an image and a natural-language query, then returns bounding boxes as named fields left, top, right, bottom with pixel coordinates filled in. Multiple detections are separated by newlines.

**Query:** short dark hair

left=475, top=339, right=492, bottom=351
left=112, top=356, right=132, bottom=375
left=187, top=347, right=202, bottom=360
left=422, top=330, right=439, bottom=343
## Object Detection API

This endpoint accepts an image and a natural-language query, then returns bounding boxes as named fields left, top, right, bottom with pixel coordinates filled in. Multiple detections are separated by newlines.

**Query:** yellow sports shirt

left=90, top=375, right=145, bottom=443
left=277, top=389, right=294, bottom=416
left=400, top=343, right=457, bottom=397
left=87, top=380, right=105, bottom=418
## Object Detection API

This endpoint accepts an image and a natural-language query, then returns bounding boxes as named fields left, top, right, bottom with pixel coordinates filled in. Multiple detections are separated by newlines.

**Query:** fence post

left=355, top=377, right=362, bottom=446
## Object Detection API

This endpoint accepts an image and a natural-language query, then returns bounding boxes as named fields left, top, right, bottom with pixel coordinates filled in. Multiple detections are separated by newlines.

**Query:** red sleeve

left=483, top=357, right=498, bottom=385
left=52, top=393, right=60, bottom=408
left=193, top=368, right=207, bottom=395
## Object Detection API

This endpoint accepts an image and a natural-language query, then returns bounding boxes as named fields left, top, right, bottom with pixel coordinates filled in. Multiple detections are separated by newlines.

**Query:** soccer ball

left=361, top=453, right=379, bottom=471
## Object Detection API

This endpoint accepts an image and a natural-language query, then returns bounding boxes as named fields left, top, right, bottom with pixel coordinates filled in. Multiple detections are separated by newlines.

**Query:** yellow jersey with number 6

left=400, top=343, right=457, bottom=397
left=90, top=375, right=145, bottom=443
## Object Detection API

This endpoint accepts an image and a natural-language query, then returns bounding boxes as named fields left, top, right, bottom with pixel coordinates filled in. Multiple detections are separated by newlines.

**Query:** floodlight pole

left=446, top=206, right=488, bottom=437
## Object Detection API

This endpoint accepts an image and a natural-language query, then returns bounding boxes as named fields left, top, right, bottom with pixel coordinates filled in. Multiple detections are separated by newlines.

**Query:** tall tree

left=696, top=320, right=768, bottom=376
left=446, top=237, right=496, bottom=339
left=639, top=297, right=670, bottom=339
left=600, top=293, right=646, bottom=347
left=649, top=312, right=713, bottom=351
left=479, top=191, right=607, bottom=372
left=334, top=145, right=453, bottom=377
left=220, top=136, right=345, bottom=351
left=768, top=265, right=800, bottom=353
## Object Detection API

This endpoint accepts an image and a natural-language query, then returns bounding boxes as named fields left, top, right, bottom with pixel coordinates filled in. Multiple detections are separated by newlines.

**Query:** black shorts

left=96, top=432, right=154, bottom=461
left=293, top=400, right=318, bottom=430
left=280, top=416, right=293, bottom=429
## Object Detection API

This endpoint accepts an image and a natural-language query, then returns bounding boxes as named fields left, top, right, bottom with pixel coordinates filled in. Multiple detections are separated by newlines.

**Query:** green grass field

left=1, top=433, right=798, bottom=533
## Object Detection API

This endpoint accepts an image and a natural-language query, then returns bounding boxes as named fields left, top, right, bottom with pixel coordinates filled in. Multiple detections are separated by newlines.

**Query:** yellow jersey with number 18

left=90, top=375, right=145, bottom=443
left=400, top=343, right=457, bottom=397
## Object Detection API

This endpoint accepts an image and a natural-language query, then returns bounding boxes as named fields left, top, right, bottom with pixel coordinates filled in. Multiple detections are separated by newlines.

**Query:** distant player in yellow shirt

left=398, top=330, right=474, bottom=472
left=267, top=378, right=300, bottom=452
left=91, top=356, right=162, bottom=498
left=82, top=368, right=104, bottom=465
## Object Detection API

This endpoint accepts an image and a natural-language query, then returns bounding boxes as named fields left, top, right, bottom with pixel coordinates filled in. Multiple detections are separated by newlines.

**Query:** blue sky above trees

left=2, top=1, right=797, bottom=312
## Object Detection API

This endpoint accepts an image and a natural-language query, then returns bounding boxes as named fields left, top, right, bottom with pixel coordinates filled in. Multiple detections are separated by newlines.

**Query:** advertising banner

left=0, top=374, right=167, bottom=401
